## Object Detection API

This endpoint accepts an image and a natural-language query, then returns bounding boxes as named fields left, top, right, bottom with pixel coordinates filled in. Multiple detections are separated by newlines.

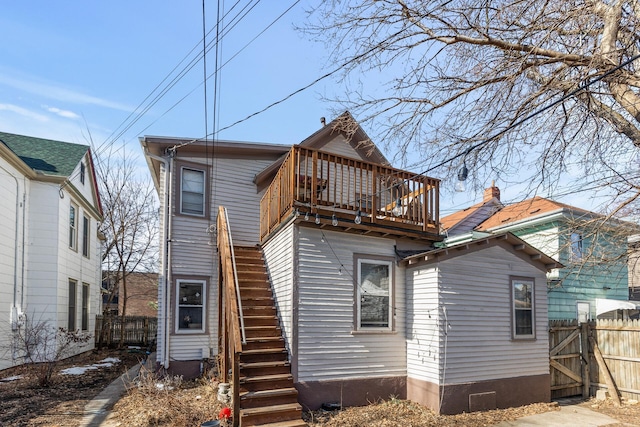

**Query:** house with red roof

left=441, top=187, right=633, bottom=320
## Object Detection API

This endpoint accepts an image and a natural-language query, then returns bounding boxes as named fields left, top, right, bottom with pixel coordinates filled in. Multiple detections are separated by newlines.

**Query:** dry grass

left=112, top=369, right=228, bottom=427
left=112, top=376, right=560, bottom=427
left=304, top=398, right=559, bottom=427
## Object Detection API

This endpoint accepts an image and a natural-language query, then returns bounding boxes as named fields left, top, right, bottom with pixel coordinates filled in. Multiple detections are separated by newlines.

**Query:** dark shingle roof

left=0, top=131, right=88, bottom=177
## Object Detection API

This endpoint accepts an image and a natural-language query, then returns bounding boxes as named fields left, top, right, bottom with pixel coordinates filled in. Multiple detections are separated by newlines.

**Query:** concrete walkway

left=78, top=354, right=153, bottom=427
left=494, top=399, right=623, bottom=427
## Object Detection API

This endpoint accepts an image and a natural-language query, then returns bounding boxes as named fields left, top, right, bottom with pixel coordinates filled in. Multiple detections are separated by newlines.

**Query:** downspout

left=0, top=164, right=23, bottom=331
left=145, top=149, right=174, bottom=370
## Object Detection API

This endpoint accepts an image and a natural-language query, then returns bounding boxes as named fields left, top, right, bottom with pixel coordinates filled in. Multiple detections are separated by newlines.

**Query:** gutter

left=144, top=149, right=174, bottom=370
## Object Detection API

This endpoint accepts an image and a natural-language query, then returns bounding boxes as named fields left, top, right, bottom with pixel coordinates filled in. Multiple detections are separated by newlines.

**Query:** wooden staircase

left=234, top=246, right=306, bottom=427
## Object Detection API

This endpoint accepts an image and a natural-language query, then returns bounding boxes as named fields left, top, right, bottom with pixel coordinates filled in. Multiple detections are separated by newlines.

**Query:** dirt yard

left=0, top=348, right=142, bottom=427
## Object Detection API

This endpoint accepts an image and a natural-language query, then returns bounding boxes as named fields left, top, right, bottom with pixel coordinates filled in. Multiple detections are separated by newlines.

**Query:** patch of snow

left=61, top=366, right=99, bottom=375
left=0, top=375, right=22, bottom=382
left=60, top=358, right=121, bottom=375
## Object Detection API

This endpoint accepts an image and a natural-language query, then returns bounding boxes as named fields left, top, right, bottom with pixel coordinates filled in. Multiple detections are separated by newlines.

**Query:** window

left=512, top=277, right=535, bottom=339
left=69, top=204, right=77, bottom=250
left=570, top=232, right=583, bottom=261
left=577, top=302, right=591, bottom=324
left=176, top=280, right=205, bottom=333
left=68, top=279, right=77, bottom=330
left=80, top=162, right=85, bottom=185
left=82, top=283, right=89, bottom=331
left=180, top=167, right=205, bottom=216
left=82, top=215, right=90, bottom=257
left=356, top=257, right=393, bottom=330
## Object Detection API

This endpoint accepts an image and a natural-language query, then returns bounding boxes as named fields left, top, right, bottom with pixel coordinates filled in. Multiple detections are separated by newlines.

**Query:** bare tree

left=96, top=145, right=158, bottom=327
left=304, top=0, right=640, bottom=213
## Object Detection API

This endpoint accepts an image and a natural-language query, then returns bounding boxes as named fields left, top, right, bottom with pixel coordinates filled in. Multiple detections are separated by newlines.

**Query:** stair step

left=239, top=373, right=294, bottom=392
left=244, top=337, right=285, bottom=351
left=244, top=326, right=282, bottom=339
left=240, top=373, right=292, bottom=384
left=240, top=387, right=299, bottom=409
left=240, top=402, right=302, bottom=426
left=240, top=348, right=288, bottom=363
left=244, top=315, right=279, bottom=327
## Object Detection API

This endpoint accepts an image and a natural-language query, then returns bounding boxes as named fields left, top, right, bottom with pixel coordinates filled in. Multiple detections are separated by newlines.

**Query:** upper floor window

left=82, top=215, right=90, bottom=258
left=69, top=204, right=78, bottom=250
left=180, top=167, right=206, bottom=216
left=356, top=257, right=394, bottom=331
left=512, top=277, right=535, bottom=339
left=570, top=232, right=583, bottom=261
left=80, top=162, right=85, bottom=185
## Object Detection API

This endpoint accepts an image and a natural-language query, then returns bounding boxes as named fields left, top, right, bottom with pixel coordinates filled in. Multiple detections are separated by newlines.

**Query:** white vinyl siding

left=262, top=221, right=295, bottom=355
left=165, top=153, right=282, bottom=363
left=407, top=244, right=549, bottom=385
left=295, top=228, right=406, bottom=382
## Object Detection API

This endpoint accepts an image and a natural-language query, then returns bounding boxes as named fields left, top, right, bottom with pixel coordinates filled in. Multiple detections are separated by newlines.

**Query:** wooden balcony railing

left=217, top=206, right=243, bottom=427
left=260, top=146, right=440, bottom=241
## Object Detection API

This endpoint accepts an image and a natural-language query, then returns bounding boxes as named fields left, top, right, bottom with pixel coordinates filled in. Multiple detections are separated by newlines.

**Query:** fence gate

left=549, top=320, right=587, bottom=399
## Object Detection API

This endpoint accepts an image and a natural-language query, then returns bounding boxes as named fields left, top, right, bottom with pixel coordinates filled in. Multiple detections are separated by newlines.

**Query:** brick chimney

left=483, top=180, right=500, bottom=202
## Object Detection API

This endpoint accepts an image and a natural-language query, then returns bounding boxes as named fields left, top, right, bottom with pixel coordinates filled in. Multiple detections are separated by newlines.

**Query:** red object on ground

left=219, top=407, right=232, bottom=420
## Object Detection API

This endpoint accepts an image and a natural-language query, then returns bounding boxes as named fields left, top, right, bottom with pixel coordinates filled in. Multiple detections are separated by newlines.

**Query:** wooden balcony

left=259, top=146, right=442, bottom=242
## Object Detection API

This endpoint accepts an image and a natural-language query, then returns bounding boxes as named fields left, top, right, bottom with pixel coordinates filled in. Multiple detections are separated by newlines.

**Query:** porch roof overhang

left=403, top=232, right=563, bottom=271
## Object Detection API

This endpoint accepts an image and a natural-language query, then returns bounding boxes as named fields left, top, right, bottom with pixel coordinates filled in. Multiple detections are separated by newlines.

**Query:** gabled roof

left=403, top=232, right=562, bottom=271
left=440, top=185, right=502, bottom=234
left=440, top=199, right=486, bottom=230
left=476, top=196, right=591, bottom=231
left=298, top=111, right=390, bottom=166
left=0, top=131, right=89, bottom=177
left=253, top=111, right=391, bottom=187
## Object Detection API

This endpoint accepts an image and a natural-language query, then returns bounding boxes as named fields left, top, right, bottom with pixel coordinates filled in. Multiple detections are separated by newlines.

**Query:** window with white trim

left=512, top=277, right=535, bottom=339
left=180, top=167, right=205, bottom=216
left=176, top=280, right=205, bottom=333
left=81, top=283, right=89, bottom=331
left=69, top=204, right=78, bottom=250
left=68, top=279, right=77, bottom=330
left=80, top=162, right=85, bottom=185
left=356, top=258, right=393, bottom=330
left=82, top=215, right=90, bottom=258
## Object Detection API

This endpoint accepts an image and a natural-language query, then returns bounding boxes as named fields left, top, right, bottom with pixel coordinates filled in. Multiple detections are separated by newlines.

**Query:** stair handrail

left=224, top=207, right=247, bottom=345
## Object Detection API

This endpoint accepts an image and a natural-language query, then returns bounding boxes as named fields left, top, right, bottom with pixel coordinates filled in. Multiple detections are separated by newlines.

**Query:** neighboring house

left=442, top=189, right=632, bottom=321
left=0, top=131, right=103, bottom=371
left=101, top=271, right=158, bottom=317
left=141, top=112, right=556, bottom=419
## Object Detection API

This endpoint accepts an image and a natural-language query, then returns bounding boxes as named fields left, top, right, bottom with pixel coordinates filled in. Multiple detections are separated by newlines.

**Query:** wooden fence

left=550, top=319, right=640, bottom=401
left=95, top=315, right=157, bottom=348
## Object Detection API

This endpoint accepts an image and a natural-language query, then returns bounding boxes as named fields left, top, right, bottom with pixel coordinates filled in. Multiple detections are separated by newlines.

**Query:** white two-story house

left=0, top=131, right=103, bottom=370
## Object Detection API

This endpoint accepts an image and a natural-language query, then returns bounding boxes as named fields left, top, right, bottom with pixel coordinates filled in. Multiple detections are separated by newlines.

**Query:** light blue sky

left=0, top=1, right=607, bottom=214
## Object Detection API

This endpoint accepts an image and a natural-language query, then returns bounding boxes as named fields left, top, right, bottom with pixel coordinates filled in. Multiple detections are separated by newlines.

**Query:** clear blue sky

left=0, top=1, right=606, bottom=213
